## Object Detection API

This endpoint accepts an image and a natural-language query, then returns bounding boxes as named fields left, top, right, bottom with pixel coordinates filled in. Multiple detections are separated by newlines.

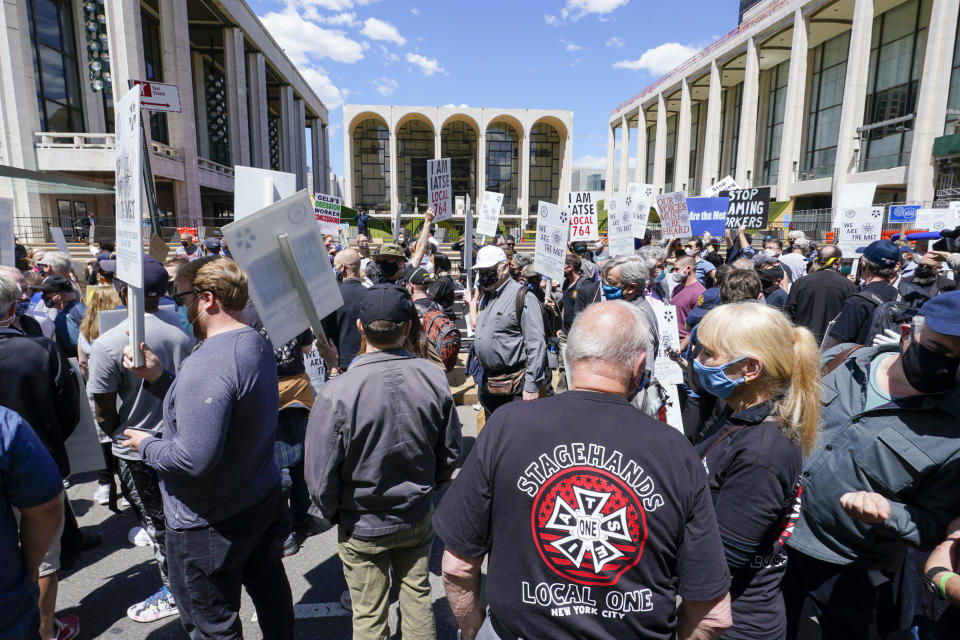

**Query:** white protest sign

left=222, top=190, right=344, bottom=346
left=313, top=192, right=341, bottom=234
left=627, top=183, right=655, bottom=238
left=476, top=191, right=504, bottom=237
left=428, top=158, right=453, bottom=221
left=657, top=191, right=692, bottom=239
left=303, top=345, right=327, bottom=395
left=833, top=182, right=877, bottom=225
left=114, top=85, right=144, bottom=289
left=0, top=198, right=13, bottom=267
left=606, top=195, right=634, bottom=257
left=566, top=192, right=600, bottom=241
left=534, top=201, right=570, bottom=282
left=50, top=227, right=70, bottom=254
left=64, top=358, right=106, bottom=473
left=649, top=298, right=683, bottom=385
left=916, top=208, right=960, bottom=232
left=234, top=166, right=296, bottom=221
left=837, top=206, right=884, bottom=254
left=708, top=175, right=739, bottom=197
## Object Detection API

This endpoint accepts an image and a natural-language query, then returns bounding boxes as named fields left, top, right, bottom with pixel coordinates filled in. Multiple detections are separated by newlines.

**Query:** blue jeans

left=166, top=486, right=294, bottom=640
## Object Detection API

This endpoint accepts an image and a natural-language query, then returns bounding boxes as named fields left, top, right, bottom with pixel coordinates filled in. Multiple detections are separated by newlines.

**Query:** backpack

left=514, top=286, right=560, bottom=344
left=417, top=305, right=461, bottom=372
left=855, top=283, right=929, bottom=346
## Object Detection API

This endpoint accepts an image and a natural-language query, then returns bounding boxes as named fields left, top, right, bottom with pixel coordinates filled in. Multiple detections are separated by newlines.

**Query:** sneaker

left=128, top=526, right=152, bottom=547
left=119, top=497, right=130, bottom=508
left=282, top=530, right=304, bottom=557
left=93, top=484, right=110, bottom=505
left=472, top=403, right=482, bottom=411
left=61, top=477, right=72, bottom=489
left=339, top=590, right=352, bottom=612
left=53, top=613, right=79, bottom=640
left=127, top=586, right=179, bottom=623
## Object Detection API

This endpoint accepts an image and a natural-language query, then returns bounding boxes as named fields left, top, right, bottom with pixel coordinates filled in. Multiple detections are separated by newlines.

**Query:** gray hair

left=636, top=245, right=665, bottom=262
left=602, top=254, right=650, bottom=291
left=566, top=300, right=653, bottom=377
left=514, top=253, right=533, bottom=269
left=0, top=274, right=20, bottom=311
left=946, top=253, right=960, bottom=273
left=41, top=250, right=72, bottom=276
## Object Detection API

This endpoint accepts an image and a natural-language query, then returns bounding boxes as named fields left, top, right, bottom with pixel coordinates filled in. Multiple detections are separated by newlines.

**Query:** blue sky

left=248, top=0, right=738, bottom=178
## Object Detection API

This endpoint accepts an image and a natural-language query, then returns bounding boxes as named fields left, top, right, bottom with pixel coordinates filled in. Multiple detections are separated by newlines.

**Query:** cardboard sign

left=916, top=208, right=960, bottom=232
left=313, top=192, right=341, bottom=235
left=626, top=183, right=655, bottom=238
left=889, top=204, right=920, bottom=224
left=131, top=80, right=182, bottom=113
left=64, top=358, right=106, bottom=474
left=686, top=197, right=729, bottom=237
left=709, top=175, right=739, bottom=197
left=476, top=191, right=504, bottom=237
left=534, top=201, right=570, bottom=282
left=725, top=188, right=770, bottom=229
left=222, top=190, right=344, bottom=346
left=657, top=191, right=691, bottom=238
left=50, top=227, right=70, bottom=254
left=837, top=206, right=884, bottom=254
left=649, top=298, right=683, bottom=385
left=428, top=158, right=453, bottom=221
left=566, top=192, right=600, bottom=241
left=606, top=195, right=634, bottom=257
left=114, top=86, right=144, bottom=289
left=0, top=198, right=13, bottom=267
left=234, top=166, right=296, bottom=221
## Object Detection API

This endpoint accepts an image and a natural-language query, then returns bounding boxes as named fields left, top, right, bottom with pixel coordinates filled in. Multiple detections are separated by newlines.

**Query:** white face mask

left=670, top=270, right=687, bottom=283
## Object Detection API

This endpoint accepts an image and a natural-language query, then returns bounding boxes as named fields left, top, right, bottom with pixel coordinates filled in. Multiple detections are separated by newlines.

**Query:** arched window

left=352, top=119, right=390, bottom=212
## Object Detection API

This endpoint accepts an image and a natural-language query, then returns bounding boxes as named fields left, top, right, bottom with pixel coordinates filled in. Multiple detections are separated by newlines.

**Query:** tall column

left=634, top=110, right=648, bottom=184
left=736, top=37, right=761, bottom=186
left=434, top=128, right=441, bottom=160
left=389, top=130, right=399, bottom=219
left=343, top=117, right=354, bottom=207
left=907, top=0, right=960, bottom=202
left=246, top=52, right=269, bottom=168
left=520, top=127, right=531, bottom=227
left=619, top=114, right=630, bottom=192
left=279, top=86, right=295, bottom=174
left=159, top=0, right=200, bottom=224
left=321, top=123, right=330, bottom=193
left=675, top=79, right=693, bottom=194
left=310, top=121, right=322, bottom=194
left=295, top=98, right=306, bottom=190
left=653, top=94, right=668, bottom=191
left=605, top=123, right=616, bottom=201
left=833, top=0, right=875, bottom=199
left=477, top=128, right=487, bottom=210
left=104, top=0, right=146, bottom=96
left=561, top=118, right=573, bottom=199
left=778, top=9, right=810, bottom=201
left=190, top=52, right=208, bottom=160
left=701, top=61, right=723, bottom=194
left=224, top=28, right=250, bottom=168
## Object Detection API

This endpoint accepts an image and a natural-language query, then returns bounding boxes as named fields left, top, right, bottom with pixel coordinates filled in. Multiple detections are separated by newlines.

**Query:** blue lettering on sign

left=889, top=205, right=920, bottom=224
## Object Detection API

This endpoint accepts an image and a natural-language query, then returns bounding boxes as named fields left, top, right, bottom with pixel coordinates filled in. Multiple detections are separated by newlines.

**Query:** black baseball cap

left=408, top=267, right=433, bottom=285
left=360, top=284, right=412, bottom=326
left=35, top=275, right=73, bottom=293
left=113, top=255, right=170, bottom=297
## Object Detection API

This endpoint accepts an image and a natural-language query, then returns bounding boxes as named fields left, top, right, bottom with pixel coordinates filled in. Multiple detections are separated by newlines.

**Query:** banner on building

left=476, top=191, right=504, bottom=237
left=566, top=191, right=600, bottom=241
left=725, top=187, right=770, bottom=229
left=687, top=197, right=729, bottom=237
left=313, top=192, right=341, bottom=235
left=428, top=158, right=453, bottom=222
left=606, top=195, right=634, bottom=257
left=534, top=201, right=570, bottom=282
left=657, top=191, right=692, bottom=238
left=837, top=206, right=884, bottom=255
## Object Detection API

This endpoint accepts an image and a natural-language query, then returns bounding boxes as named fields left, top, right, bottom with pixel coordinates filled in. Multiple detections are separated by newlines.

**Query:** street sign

left=132, top=80, right=182, bottom=113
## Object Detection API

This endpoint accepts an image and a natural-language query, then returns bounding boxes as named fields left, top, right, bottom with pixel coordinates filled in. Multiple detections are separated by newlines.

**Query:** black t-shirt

left=427, top=275, right=457, bottom=320
left=320, top=278, right=366, bottom=370
left=693, top=404, right=801, bottom=640
left=434, top=391, right=730, bottom=640
left=828, top=281, right=899, bottom=345
left=561, top=276, right=599, bottom=333
left=784, top=268, right=856, bottom=343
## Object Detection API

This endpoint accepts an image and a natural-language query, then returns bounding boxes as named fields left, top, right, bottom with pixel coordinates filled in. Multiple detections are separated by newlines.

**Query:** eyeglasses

left=171, top=288, right=200, bottom=306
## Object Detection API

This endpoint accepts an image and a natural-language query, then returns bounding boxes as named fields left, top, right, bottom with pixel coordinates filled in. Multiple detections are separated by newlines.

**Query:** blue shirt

left=0, top=407, right=62, bottom=630
left=53, top=299, right=85, bottom=356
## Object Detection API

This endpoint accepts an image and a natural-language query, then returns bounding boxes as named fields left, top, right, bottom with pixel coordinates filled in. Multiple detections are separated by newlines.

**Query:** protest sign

left=725, top=188, right=770, bottom=229
left=115, top=86, right=144, bottom=289
left=303, top=345, right=327, bottom=395
left=709, top=175, right=739, bottom=197
left=428, top=158, right=453, bottom=221
left=606, top=195, right=634, bottom=257
left=626, top=183, right=655, bottom=238
left=649, top=298, right=683, bottom=385
left=566, top=191, right=600, bottom=241
left=833, top=182, right=877, bottom=225
left=916, top=208, right=960, bottom=232
left=889, top=204, right=920, bottom=224
left=657, top=191, right=692, bottom=238
left=313, top=192, right=341, bottom=235
left=476, top=191, right=504, bottom=237
left=837, top=206, right=884, bottom=254
left=234, top=167, right=296, bottom=221
left=534, top=201, right=570, bottom=282
left=0, top=199, right=13, bottom=267
left=686, top=197, right=729, bottom=237
left=223, top=190, right=343, bottom=346
left=50, top=227, right=70, bottom=254
left=64, top=358, right=106, bottom=474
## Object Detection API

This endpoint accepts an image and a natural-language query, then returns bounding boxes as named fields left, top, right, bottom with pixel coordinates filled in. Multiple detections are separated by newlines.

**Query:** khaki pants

left=337, top=511, right=436, bottom=640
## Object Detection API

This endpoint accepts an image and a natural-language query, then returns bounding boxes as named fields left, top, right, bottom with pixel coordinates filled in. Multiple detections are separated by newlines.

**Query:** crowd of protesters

left=5, top=210, right=960, bottom=640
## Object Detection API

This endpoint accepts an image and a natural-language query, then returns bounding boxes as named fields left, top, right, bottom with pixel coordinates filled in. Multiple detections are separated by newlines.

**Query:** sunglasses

left=171, top=288, right=201, bottom=306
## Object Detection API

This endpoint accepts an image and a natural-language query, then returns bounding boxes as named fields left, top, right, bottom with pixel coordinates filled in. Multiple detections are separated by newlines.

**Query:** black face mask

left=379, top=260, right=400, bottom=279
left=525, top=277, right=542, bottom=292
left=181, top=240, right=190, bottom=248
left=902, top=331, right=960, bottom=393
left=477, top=270, right=501, bottom=291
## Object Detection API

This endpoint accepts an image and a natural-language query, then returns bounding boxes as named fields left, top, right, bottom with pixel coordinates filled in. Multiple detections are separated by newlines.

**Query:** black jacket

left=321, top=278, right=366, bottom=370
left=784, top=268, right=856, bottom=343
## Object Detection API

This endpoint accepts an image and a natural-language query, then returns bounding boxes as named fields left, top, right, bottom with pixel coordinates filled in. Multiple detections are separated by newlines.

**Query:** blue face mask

left=602, top=283, right=624, bottom=300
left=693, top=356, right=750, bottom=399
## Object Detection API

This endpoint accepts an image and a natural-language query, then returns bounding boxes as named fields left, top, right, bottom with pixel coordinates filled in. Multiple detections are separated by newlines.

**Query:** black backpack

left=855, top=285, right=930, bottom=345
left=514, top=286, right=560, bottom=343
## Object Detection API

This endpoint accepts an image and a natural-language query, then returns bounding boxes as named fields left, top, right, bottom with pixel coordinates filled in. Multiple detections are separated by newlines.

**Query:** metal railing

left=197, top=157, right=234, bottom=177
left=33, top=131, right=183, bottom=162
left=795, top=165, right=835, bottom=182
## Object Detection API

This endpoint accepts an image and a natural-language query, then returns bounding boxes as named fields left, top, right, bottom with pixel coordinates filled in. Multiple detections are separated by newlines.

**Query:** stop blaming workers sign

left=428, top=158, right=453, bottom=222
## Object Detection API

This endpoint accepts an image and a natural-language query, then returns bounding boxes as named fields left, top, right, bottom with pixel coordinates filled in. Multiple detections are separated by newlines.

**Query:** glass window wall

left=761, top=61, right=789, bottom=185
left=352, top=118, right=391, bottom=212
left=529, top=122, right=560, bottom=213
left=803, top=31, right=849, bottom=180
left=486, top=122, right=519, bottom=211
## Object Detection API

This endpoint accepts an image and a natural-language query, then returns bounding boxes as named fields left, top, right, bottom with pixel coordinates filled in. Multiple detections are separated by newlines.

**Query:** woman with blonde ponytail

left=691, top=301, right=820, bottom=639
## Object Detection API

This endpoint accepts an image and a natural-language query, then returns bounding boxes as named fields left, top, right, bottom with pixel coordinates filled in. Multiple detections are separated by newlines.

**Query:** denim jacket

left=787, top=343, right=960, bottom=571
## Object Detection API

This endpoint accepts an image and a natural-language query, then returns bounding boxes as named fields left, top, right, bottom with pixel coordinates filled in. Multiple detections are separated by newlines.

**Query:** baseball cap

left=918, top=291, right=960, bottom=337
left=408, top=267, right=433, bottom=285
left=685, top=288, right=721, bottom=329
left=752, top=252, right=779, bottom=267
left=473, top=245, right=508, bottom=270
left=204, top=237, right=221, bottom=250
left=374, top=244, right=405, bottom=260
left=571, top=241, right=589, bottom=254
left=359, top=284, right=412, bottom=326
left=98, top=259, right=118, bottom=275
left=855, top=239, right=901, bottom=266
left=35, top=275, right=73, bottom=293
left=113, top=255, right=170, bottom=297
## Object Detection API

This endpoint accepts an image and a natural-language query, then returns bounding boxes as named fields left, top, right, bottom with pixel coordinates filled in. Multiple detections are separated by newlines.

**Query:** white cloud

left=360, top=17, right=406, bottom=46
left=259, top=6, right=365, bottom=64
left=323, top=11, right=358, bottom=26
left=373, top=77, right=398, bottom=97
left=410, top=7, right=419, bottom=15
left=301, top=66, right=347, bottom=108
left=606, top=36, right=625, bottom=47
left=379, top=44, right=400, bottom=62
left=574, top=154, right=607, bottom=169
left=544, top=14, right=559, bottom=26
left=405, top=52, right=444, bottom=76
left=561, top=0, right=629, bottom=21
left=442, top=103, right=470, bottom=108
left=612, top=42, right=698, bottom=74
left=564, top=41, right=581, bottom=52
left=298, top=0, right=378, bottom=10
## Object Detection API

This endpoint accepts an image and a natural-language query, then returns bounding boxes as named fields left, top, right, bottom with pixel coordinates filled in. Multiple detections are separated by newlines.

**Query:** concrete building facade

left=0, top=0, right=330, bottom=240
left=342, top=105, right=573, bottom=228
left=607, top=0, right=960, bottom=211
